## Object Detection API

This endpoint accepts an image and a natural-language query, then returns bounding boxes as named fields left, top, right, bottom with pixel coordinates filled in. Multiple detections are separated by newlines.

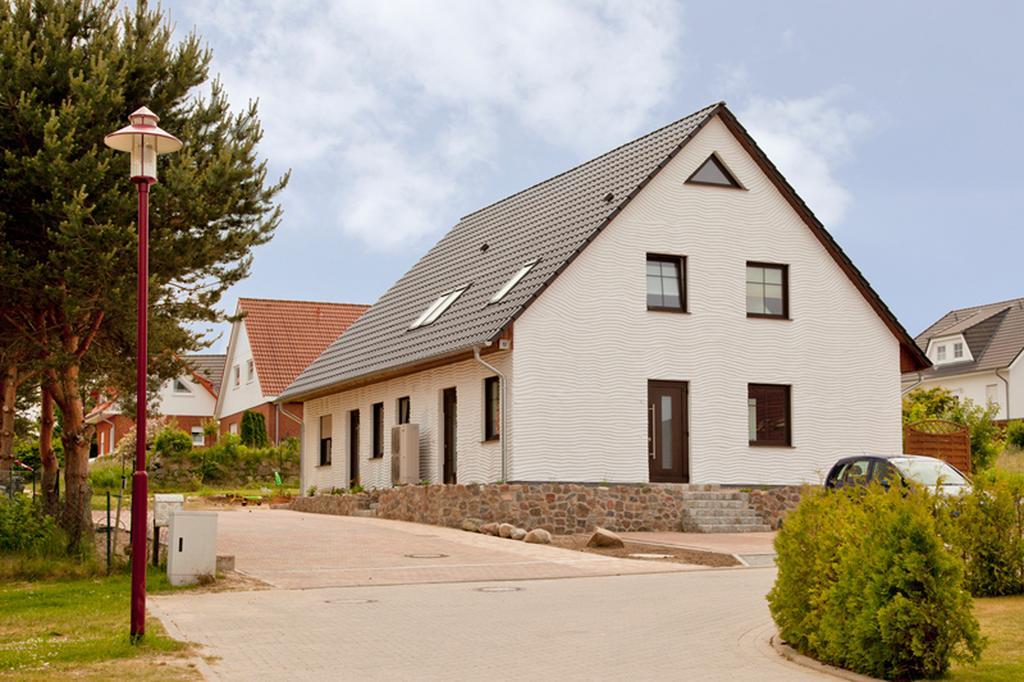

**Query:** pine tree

left=0, top=0, right=288, bottom=548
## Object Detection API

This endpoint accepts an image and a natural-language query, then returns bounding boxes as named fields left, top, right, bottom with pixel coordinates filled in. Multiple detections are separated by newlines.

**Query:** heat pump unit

left=391, top=423, right=420, bottom=485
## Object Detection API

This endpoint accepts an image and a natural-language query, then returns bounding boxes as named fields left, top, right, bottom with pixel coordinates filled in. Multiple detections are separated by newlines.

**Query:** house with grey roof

left=902, top=297, right=1024, bottom=419
left=281, top=101, right=928, bottom=493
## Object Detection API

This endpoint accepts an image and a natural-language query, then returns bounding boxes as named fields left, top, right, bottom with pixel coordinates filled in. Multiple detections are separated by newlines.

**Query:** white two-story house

left=281, top=101, right=929, bottom=492
left=903, top=298, right=1024, bottom=419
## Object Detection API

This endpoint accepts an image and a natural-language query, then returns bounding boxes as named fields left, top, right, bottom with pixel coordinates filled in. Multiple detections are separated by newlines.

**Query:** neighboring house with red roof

left=216, top=298, right=369, bottom=444
left=281, top=102, right=928, bottom=493
left=87, top=354, right=226, bottom=456
left=902, top=297, right=1024, bottom=419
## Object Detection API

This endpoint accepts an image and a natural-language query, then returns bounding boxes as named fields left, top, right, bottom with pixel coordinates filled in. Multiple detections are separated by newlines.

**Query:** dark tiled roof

left=907, top=297, right=1024, bottom=379
left=283, top=101, right=927, bottom=401
left=184, top=354, right=226, bottom=395
left=238, top=298, right=370, bottom=396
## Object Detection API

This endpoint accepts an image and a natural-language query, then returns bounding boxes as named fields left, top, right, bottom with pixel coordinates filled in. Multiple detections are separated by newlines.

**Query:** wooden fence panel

left=904, top=420, right=971, bottom=474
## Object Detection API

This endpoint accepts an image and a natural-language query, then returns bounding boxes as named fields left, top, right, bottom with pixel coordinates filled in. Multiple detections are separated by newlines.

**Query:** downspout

left=277, top=403, right=305, bottom=493
left=474, top=345, right=508, bottom=482
left=901, top=371, right=923, bottom=395
left=995, top=367, right=1011, bottom=420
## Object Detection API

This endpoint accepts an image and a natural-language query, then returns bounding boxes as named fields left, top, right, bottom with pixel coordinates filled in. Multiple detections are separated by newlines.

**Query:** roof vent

left=603, top=192, right=615, bottom=203
left=480, top=243, right=489, bottom=253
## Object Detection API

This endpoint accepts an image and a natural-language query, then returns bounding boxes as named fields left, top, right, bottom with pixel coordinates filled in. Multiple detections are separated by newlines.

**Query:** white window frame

left=233, top=364, right=240, bottom=387
left=410, top=286, right=468, bottom=329
left=173, top=378, right=192, bottom=395
left=489, top=259, right=538, bottom=304
left=246, top=358, right=255, bottom=383
left=936, top=345, right=947, bottom=362
left=190, top=427, right=205, bottom=446
left=953, top=342, right=964, bottom=359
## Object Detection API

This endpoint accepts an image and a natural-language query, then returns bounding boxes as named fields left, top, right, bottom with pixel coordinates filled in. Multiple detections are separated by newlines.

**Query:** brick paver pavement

left=153, top=568, right=824, bottom=681
left=212, top=508, right=711, bottom=588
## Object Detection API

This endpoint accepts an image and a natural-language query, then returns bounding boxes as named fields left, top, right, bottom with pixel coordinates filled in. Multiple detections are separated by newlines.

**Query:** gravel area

left=549, top=534, right=741, bottom=567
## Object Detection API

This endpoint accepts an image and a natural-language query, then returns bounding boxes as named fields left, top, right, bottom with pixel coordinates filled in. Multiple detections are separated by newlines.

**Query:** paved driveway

left=154, top=568, right=822, bottom=681
left=213, top=508, right=707, bottom=589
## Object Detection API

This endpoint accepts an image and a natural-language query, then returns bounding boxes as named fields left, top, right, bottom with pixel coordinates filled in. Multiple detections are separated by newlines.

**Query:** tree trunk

left=40, top=385, right=60, bottom=517
left=0, top=363, right=17, bottom=476
left=53, top=363, right=94, bottom=550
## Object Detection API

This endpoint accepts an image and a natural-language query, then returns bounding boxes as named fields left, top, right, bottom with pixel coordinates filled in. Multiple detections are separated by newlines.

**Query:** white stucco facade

left=156, top=373, right=218, bottom=417
left=907, top=365, right=1021, bottom=421
left=301, top=354, right=509, bottom=492
left=298, top=114, right=907, bottom=490
left=217, top=319, right=265, bottom=418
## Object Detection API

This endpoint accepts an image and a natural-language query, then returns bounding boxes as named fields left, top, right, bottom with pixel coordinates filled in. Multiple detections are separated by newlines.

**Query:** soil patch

left=549, top=534, right=740, bottom=567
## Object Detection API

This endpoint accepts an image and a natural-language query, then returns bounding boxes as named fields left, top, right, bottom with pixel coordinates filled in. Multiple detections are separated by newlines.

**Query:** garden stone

left=480, top=522, right=499, bottom=536
left=524, top=529, right=552, bottom=544
left=587, top=527, right=624, bottom=548
left=498, top=523, right=515, bottom=538
left=510, top=527, right=527, bottom=540
left=462, top=518, right=484, bottom=532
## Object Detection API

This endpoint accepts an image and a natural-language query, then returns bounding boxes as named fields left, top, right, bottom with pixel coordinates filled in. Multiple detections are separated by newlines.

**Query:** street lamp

left=104, top=106, right=182, bottom=641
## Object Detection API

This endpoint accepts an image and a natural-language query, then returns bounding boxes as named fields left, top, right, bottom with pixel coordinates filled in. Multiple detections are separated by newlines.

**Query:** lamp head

left=104, top=106, right=182, bottom=182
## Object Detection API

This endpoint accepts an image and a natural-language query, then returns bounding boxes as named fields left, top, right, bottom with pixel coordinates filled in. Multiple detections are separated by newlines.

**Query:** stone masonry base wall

left=290, top=483, right=807, bottom=534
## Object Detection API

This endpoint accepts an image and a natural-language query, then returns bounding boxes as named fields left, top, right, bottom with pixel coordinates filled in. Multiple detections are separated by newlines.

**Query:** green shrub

left=240, top=410, right=269, bottom=447
left=0, top=497, right=66, bottom=556
left=88, top=459, right=125, bottom=492
left=943, top=470, right=1024, bottom=596
left=1006, top=421, right=1024, bottom=450
left=769, top=485, right=983, bottom=680
left=152, top=425, right=193, bottom=458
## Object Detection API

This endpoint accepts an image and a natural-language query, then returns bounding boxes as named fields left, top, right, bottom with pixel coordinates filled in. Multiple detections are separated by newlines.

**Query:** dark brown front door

left=648, top=381, right=689, bottom=483
left=349, top=409, right=360, bottom=487
left=442, top=387, right=457, bottom=484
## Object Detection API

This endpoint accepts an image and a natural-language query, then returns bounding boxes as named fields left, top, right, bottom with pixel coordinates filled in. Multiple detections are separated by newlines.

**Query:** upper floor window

left=490, top=259, right=539, bottom=304
left=646, top=254, right=686, bottom=312
left=233, top=365, right=240, bottom=387
left=246, top=359, right=255, bottom=383
left=686, top=154, right=742, bottom=189
left=953, top=342, right=964, bottom=359
left=748, top=384, right=791, bottom=447
left=746, top=263, right=788, bottom=318
left=396, top=396, right=411, bottom=425
left=936, top=345, right=947, bottom=362
left=484, top=376, right=501, bottom=441
left=173, top=379, right=191, bottom=395
left=410, top=286, right=468, bottom=329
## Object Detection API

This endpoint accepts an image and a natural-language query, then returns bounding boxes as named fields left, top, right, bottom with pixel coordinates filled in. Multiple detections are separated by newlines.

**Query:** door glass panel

left=660, top=394, right=673, bottom=469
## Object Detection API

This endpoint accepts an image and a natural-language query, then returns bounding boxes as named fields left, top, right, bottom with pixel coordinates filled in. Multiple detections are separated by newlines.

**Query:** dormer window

left=953, top=342, right=964, bottom=359
left=936, top=345, right=946, bottom=362
left=490, top=259, right=538, bottom=304
left=410, top=286, right=468, bottom=329
left=173, top=379, right=191, bottom=395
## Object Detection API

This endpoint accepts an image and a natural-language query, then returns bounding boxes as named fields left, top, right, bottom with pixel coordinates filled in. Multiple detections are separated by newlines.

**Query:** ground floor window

left=190, top=426, right=204, bottom=446
left=372, top=402, right=384, bottom=457
left=748, top=384, right=791, bottom=446
left=484, top=376, right=500, bottom=441
left=319, top=415, right=332, bottom=466
left=397, top=396, right=411, bottom=424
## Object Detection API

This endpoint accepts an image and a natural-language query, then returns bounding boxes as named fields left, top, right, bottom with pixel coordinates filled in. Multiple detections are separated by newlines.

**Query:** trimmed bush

left=153, top=425, right=193, bottom=457
left=769, top=485, right=983, bottom=680
left=1006, top=420, right=1024, bottom=450
left=943, top=470, right=1024, bottom=596
left=0, top=496, right=65, bottom=556
left=240, top=410, right=269, bottom=447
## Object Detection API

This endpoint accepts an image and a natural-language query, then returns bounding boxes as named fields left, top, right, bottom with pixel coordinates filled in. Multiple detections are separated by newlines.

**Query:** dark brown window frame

left=371, top=402, right=384, bottom=458
left=396, top=396, right=411, bottom=425
left=318, top=414, right=332, bottom=467
left=746, top=261, right=790, bottom=319
left=646, top=253, right=687, bottom=313
left=748, top=383, right=792, bottom=447
left=483, top=376, right=500, bottom=441
left=684, top=153, right=745, bottom=189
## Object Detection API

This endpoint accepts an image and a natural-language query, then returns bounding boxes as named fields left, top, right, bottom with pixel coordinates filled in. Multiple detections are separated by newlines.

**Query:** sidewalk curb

left=150, top=600, right=221, bottom=681
left=770, top=633, right=883, bottom=682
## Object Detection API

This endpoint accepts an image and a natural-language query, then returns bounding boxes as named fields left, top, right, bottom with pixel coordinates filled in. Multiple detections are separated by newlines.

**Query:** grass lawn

left=949, top=596, right=1024, bottom=681
left=0, top=568, right=199, bottom=680
left=994, top=447, right=1024, bottom=475
left=90, top=483, right=298, bottom=511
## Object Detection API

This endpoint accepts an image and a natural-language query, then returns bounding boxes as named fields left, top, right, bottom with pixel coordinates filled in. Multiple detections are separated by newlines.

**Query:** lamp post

left=104, top=107, right=182, bottom=641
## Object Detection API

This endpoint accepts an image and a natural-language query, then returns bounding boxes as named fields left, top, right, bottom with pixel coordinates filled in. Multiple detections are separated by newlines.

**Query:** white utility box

left=166, top=511, right=218, bottom=586
left=153, top=493, right=184, bottom=526
left=391, top=423, right=420, bottom=485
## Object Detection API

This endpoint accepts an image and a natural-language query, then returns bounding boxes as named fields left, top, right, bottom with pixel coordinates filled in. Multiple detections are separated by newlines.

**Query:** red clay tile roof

left=238, top=298, right=369, bottom=397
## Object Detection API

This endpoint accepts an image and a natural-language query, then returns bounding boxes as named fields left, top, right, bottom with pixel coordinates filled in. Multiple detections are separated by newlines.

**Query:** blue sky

left=163, top=1, right=1023, bottom=350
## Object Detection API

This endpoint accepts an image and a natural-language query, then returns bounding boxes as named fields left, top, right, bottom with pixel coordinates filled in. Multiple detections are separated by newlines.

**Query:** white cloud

left=170, top=0, right=684, bottom=250
left=739, top=91, right=873, bottom=226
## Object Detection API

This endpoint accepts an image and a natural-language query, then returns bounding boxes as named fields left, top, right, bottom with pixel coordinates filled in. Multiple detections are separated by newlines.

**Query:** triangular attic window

left=686, top=154, right=741, bottom=188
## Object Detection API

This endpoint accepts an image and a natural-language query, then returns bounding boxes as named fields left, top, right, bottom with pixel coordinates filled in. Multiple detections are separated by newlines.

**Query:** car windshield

left=891, top=458, right=969, bottom=487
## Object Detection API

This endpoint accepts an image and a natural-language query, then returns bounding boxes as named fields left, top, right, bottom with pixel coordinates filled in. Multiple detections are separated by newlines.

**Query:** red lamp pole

left=129, top=178, right=151, bottom=639
left=104, top=107, right=181, bottom=643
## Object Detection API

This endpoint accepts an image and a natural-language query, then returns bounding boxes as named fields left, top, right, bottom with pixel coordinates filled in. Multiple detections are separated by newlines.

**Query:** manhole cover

left=404, top=553, right=448, bottom=559
left=628, top=553, right=673, bottom=559
left=323, top=598, right=376, bottom=605
left=475, top=586, right=523, bottom=593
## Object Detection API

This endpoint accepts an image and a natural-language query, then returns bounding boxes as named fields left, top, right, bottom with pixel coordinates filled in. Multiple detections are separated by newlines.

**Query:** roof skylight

left=489, top=259, right=539, bottom=304
left=410, top=286, right=468, bottom=329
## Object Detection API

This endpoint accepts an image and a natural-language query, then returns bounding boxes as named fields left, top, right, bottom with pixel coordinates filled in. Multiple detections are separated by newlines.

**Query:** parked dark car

left=825, top=454, right=971, bottom=496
